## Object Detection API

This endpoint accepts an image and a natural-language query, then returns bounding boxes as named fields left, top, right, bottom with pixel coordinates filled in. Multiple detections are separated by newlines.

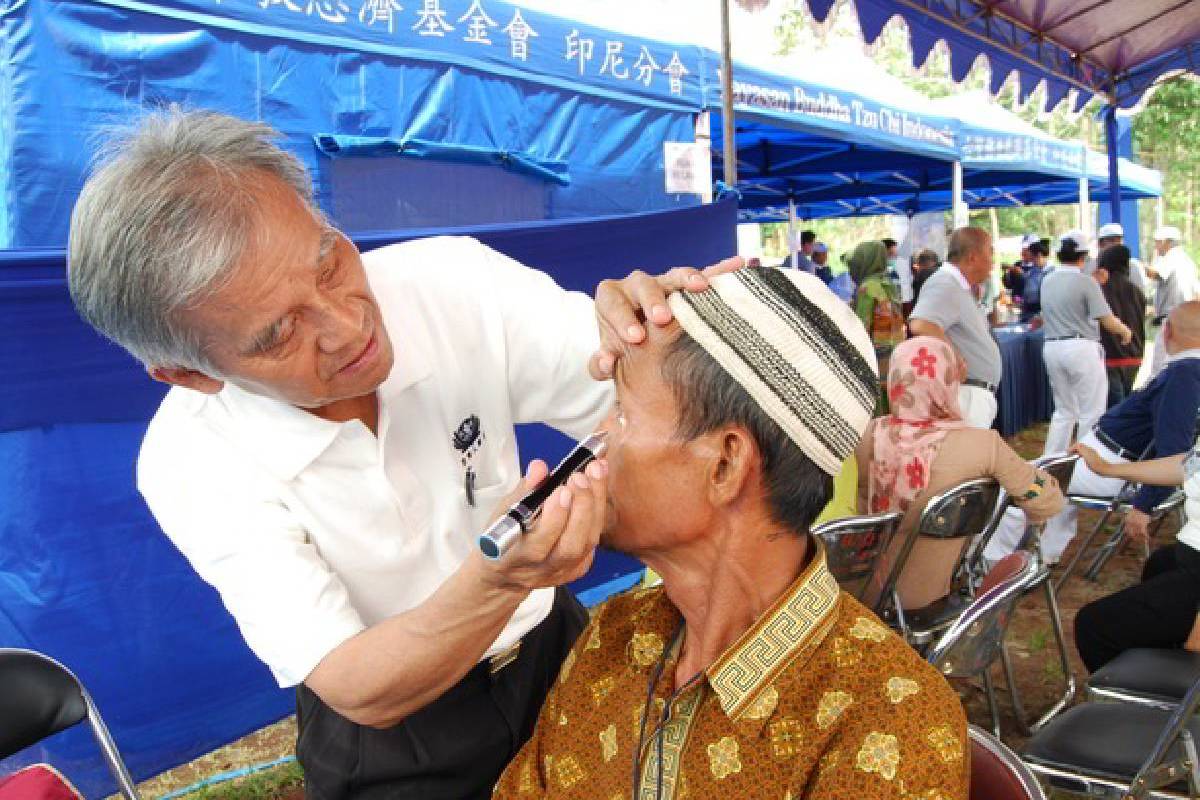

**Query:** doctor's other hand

left=478, top=458, right=608, bottom=594
left=590, top=256, right=745, bottom=379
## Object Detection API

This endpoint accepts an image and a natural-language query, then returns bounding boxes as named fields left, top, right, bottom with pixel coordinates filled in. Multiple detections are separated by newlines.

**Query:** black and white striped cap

left=668, top=266, right=878, bottom=476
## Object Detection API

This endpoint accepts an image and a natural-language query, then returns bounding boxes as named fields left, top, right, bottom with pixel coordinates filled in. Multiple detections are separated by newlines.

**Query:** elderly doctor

left=67, top=109, right=738, bottom=800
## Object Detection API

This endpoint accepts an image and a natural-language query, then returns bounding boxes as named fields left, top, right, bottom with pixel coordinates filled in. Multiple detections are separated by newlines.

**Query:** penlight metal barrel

left=477, top=432, right=608, bottom=560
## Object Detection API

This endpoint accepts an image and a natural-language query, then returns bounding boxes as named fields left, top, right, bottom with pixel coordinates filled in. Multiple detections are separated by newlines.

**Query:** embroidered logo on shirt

left=452, top=414, right=485, bottom=506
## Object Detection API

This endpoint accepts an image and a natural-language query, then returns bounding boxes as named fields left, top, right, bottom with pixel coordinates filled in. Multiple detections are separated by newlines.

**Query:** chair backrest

left=1151, top=489, right=1187, bottom=518
left=812, top=511, right=903, bottom=604
left=968, top=725, right=1047, bottom=800
left=967, top=456, right=1077, bottom=576
left=926, top=551, right=1039, bottom=679
left=917, top=478, right=1002, bottom=540
left=0, top=650, right=88, bottom=759
left=0, top=649, right=140, bottom=799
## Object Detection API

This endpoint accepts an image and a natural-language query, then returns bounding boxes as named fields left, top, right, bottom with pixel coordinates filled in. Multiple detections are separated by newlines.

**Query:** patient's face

left=599, top=325, right=714, bottom=555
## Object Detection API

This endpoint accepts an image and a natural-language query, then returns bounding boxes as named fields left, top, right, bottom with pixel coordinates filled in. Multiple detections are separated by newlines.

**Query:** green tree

left=1133, top=79, right=1200, bottom=262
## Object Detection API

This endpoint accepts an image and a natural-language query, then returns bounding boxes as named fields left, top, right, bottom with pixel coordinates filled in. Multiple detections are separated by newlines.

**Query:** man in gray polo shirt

left=1040, top=231, right=1132, bottom=455
left=909, top=227, right=1003, bottom=428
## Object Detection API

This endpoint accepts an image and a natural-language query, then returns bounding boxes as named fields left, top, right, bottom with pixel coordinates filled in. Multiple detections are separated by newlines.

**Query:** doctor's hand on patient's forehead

left=589, top=256, right=744, bottom=380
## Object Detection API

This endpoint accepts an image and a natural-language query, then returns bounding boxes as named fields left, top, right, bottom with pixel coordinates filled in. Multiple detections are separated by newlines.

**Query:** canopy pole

left=719, top=0, right=737, bottom=187
left=1078, top=175, right=1091, bottom=237
left=952, top=161, right=968, bottom=228
left=695, top=111, right=714, bottom=204
left=788, top=197, right=797, bottom=267
left=1103, top=104, right=1122, bottom=226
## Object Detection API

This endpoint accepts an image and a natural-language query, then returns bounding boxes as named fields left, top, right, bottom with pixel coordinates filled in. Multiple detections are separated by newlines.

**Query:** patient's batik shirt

left=494, top=541, right=968, bottom=800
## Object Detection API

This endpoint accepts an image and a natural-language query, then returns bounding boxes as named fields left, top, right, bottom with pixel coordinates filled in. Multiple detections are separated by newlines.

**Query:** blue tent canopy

left=740, top=152, right=1161, bottom=222
left=707, top=54, right=961, bottom=214
left=712, top=58, right=1161, bottom=222
left=0, top=0, right=709, bottom=249
left=0, top=3, right=736, bottom=794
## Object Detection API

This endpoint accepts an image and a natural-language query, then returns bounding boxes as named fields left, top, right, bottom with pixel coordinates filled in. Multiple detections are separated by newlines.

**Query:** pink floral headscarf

left=868, top=336, right=967, bottom=514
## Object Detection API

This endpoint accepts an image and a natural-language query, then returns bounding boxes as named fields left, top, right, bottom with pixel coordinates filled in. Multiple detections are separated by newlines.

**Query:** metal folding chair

left=964, top=453, right=1077, bottom=583
left=811, top=510, right=903, bottom=610
left=1087, top=648, right=1200, bottom=712
left=0, top=649, right=140, bottom=799
left=1022, top=670, right=1200, bottom=799
left=927, top=550, right=1041, bottom=738
left=984, top=454, right=1079, bottom=735
left=891, top=478, right=1002, bottom=649
left=1053, top=441, right=1187, bottom=590
left=1083, top=490, right=1186, bottom=580
left=969, top=724, right=1048, bottom=800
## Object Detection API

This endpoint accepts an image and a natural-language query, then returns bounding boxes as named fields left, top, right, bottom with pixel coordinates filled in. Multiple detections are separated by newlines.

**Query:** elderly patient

left=494, top=268, right=967, bottom=800
left=856, top=336, right=1064, bottom=611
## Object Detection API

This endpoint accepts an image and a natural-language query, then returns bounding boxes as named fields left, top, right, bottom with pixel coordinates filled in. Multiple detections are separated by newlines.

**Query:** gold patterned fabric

left=494, top=542, right=969, bottom=799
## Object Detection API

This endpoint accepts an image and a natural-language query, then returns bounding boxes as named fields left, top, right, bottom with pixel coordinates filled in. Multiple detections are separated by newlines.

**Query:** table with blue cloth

left=992, top=325, right=1054, bottom=437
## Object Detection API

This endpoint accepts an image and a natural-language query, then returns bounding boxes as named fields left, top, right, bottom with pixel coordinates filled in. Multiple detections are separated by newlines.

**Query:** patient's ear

left=708, top=426, right=757, bottom=506
left=148, top=365, right=225, bottom=395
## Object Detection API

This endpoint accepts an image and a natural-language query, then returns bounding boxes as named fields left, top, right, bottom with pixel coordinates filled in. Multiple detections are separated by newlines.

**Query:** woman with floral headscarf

left=846, top=240, right=905, bottom=412
left=855, top=336, right=1065, bottom=610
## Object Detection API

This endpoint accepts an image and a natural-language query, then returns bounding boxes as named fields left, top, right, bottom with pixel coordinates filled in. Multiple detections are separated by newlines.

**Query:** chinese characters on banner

left=246, top=0, right=691, bottom=96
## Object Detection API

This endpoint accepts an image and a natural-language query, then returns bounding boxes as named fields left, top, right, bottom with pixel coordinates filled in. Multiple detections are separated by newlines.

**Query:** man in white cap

left=1093, top=222, right=1147, bottom=290
left=496, top=266, right=967, bottom=800
left=1039, top=231, right=1131, bottom=455
left=1147, top=225, right=1199, bottom=376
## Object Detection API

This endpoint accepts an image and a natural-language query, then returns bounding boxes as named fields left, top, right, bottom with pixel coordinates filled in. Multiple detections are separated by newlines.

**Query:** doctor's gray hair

left=68, top=108, right=320, bottom=371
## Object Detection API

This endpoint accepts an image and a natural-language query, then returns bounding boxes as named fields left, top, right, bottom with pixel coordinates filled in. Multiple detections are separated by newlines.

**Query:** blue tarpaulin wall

left=0, top=0, right=708, bottom=248
left=0, top=198, right=738, bottom=797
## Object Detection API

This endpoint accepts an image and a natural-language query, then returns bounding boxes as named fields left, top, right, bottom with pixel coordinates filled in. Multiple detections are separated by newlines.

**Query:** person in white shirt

left=1039, top=231, right=1131, bottom=456
left=908, top=227, right=1003, bottom=429
left=66, top=109, right=737, bottom=799
left=1148, top=225, right=1200, bottom=376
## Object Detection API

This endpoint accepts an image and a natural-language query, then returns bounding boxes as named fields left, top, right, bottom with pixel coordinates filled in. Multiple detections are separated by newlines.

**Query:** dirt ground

left=131, top=422, right=1167, bottom=798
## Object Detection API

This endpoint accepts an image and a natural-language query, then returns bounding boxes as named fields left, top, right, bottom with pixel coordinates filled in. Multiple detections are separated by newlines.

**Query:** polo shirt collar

left=216, top=327, right=433, bottom=481
left=1170, top=348, right=1200, bottom=363
left=943, top=262, right=971, bottom=291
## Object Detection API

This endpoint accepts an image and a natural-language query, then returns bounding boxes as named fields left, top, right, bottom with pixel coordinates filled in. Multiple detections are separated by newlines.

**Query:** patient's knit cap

left=668, top=266, right=878, bottom=476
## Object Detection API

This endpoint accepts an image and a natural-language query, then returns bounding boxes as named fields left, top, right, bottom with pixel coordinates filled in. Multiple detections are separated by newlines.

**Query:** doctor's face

left=177, top=173, right=394, bottom=410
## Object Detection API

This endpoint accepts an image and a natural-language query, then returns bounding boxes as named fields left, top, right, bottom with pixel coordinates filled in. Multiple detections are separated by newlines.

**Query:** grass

left=175, top=760, right=303, bottom=800
left=1028, top=628, right=1049, bottom=653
